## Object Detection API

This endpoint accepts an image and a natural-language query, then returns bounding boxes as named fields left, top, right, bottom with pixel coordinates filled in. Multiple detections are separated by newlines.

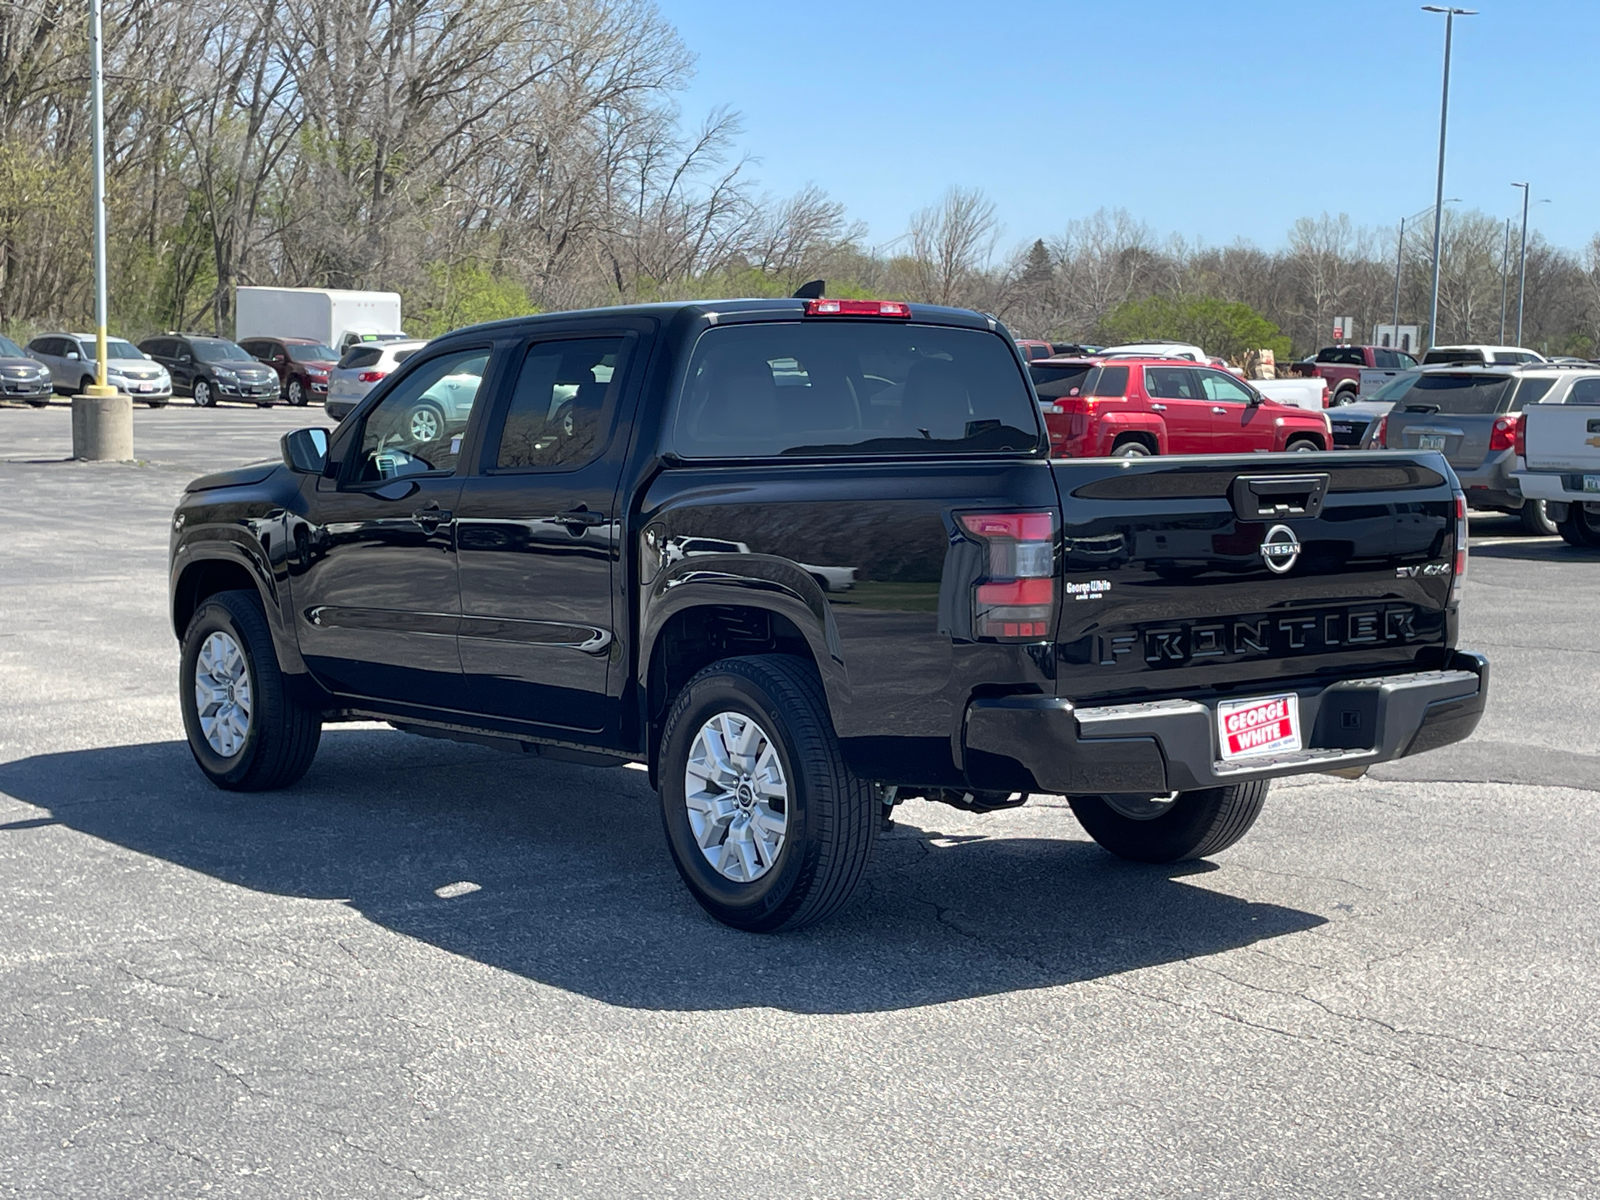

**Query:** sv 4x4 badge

left=1397, top=563, right=1451, bottom=577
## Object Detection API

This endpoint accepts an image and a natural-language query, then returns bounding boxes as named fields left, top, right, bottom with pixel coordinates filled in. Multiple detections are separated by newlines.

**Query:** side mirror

left=1247, top=388, right=1264, bottom=407
left=66, top=351, right=80, bottom=361
left=281, top=427, right=330, bottom=474
left=179, top=354, right=192, bottom=364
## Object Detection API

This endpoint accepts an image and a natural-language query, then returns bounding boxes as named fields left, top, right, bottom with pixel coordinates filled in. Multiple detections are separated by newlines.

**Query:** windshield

left=191, top=338, right=251, bottom=363
left=105, top=340, right=146, bottom=360
left=287, top=343, right=338, bottom=363
left=1405, top=373, right=1514, bottom=414
left=0, top=334, right=24, bottom=357
left=1029, top=363, right=1094, bottom=399
left=1369, top=372, right=1421, bottom=402
left=670, top=323, right=1041, bottom=458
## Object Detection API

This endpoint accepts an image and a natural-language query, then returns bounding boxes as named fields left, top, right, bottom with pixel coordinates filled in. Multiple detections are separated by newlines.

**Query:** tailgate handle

left=1230, top=473, right=1329, bottom=520
left=1588, top=419, right=1600, bottom=433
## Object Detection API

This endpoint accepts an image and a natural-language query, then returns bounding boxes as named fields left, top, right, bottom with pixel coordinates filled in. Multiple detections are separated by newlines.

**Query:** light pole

left=1393, top=200, right=1456, bottom=349
left=1510, top=184, right=1551, bottom=347
left=1422, top=5, right=1475, bottom=350
left=87, top=0, right=114, bottom=398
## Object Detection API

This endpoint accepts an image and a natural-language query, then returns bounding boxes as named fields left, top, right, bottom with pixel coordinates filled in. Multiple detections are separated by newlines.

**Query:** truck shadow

left=0, top=730, right=1326, bottom=1015
left=1469, top=539, right=1600, bottom=563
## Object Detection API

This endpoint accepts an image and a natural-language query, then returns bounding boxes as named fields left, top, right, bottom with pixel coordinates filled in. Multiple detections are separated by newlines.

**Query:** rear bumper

left=963, top=651, right=1489, bottom=795
left=1514, top=470, right=1597, bottom=503
left=1458, top=450, right=1521, bottom=509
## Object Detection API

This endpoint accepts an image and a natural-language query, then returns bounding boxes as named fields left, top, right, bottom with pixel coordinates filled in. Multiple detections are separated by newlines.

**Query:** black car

left=139, top=333, right=280, bottom=407
left=0, top=333, right=54, bottom=407
left=167, top=297, right=1487, bottom=932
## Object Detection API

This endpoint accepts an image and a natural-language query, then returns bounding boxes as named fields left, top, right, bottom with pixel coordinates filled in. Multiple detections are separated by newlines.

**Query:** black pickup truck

left=169, top=297, right=1489, bottom=931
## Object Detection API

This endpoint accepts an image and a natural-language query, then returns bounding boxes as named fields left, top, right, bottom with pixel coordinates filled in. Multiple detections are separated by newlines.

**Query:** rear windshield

left=1368, top=372, right=1421, bottom=402
left=669, top=322, right=1041, bottom=458
left=1029, top=363, right=1093, bottom=398
left=1421, top=349, right=1485, bottom=365
left=1405, top=373, right=1514, bottom=414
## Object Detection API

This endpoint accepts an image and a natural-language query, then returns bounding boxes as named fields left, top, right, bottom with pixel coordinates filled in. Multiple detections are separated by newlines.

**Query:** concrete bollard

left=71, top=391, right=134, bottom=461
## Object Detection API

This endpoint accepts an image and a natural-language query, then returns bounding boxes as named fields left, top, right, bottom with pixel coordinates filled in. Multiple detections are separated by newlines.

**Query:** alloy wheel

left=194, top=380, right=213, bottom=407
left=288, top=379, right=305, bottom=406
left=408, top=405, right=442, bottom=441
left=193, top=631, right=252, bottom=758
left=1102, top=792, right=1179, bottom=821
left=683, top=711, right=788, bottom=882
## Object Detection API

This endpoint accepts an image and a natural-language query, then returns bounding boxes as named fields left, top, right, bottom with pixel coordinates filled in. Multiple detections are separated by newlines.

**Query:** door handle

left=1150, top=403, right=1167, bottom=411
left=558, top=507, right=606, bottom=528
left=411, top=505, right=452, bottom=531
left=1212, top=406, right=1228, bottom=414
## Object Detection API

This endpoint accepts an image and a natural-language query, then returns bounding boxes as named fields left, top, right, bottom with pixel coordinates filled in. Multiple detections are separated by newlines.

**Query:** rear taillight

left=1488, top=412, right=1521, bottom=453
left=959, top=512, right=1055, bottom=640
left=804, top=299, right=911, bottom=318
left=1513, top=413, right=1528, bottom=458
left=357, top=370, right=387, bottom=383
left=1451, top=491, right=1467, bottom=604
left=1375, top=413, right=1390, bottom=448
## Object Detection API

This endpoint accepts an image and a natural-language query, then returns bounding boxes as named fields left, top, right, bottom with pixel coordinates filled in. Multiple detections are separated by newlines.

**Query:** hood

left=184, top=460, right=282, bottom=493
left=211, top=358, right=275, bottom=374
left=0, top=357, right=49, bottom=374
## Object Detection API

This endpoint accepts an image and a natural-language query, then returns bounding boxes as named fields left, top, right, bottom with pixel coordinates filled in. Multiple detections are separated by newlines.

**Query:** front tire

left=1287, top=436, right=1322, bottom=452
left=1518, top=499, right=1557, bottom=536
left=286, top=378, right=307, bottom=406
left=1557, top=503, right=1600, bottom=547
left=406, top=401, right=446, bottom=442
left=1068, top=780, right=1269, bottom=863
left=193, top=378, right=214, bottom=407
left=180, top=590, right=321, bottom=791
left=658, top=655, right=877, bottom=932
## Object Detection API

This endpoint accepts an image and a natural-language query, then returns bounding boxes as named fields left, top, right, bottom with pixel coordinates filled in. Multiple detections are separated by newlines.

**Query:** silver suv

left=26, top=333, right=173, bottom=405
left=1383, top=363, right=1600, bottom=534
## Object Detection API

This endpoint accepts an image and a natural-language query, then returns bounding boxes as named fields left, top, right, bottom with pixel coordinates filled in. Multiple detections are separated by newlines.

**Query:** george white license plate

left=1217, top=693, right=1302, bottom=761
left=1584, top=475, right=1600, bottom=493
left=137, top=383, right=155, bottom=392
left=1418, top=434, right=1447, bottom=450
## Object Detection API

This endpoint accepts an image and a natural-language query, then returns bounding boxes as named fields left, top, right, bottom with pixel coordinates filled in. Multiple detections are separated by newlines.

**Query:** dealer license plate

left=1418, top=434, right=1447, bottom=451
left=1584, top=475, right=1600, bottom=493
left=1217, top=693, right=1302, bottom=762
left=137, top=383, right=155, bottom=392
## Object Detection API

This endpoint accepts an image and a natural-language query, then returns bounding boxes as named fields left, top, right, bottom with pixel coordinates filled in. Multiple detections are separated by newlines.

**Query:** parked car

left=167, top=294, right=1485, bottom=932
left=1015, top=339, right=1057, bottom=361
left=1306, top=344, right=1418, bottom=406
left=139, top=334, right=279, bottom=407
left=239, top=336, right=339, bottom=407
left=1326, top=370, right=1425, bottom=449
left=325, top=339, right=427, bottom=421
left=1421, top=344, right=1546, bottom=367
left=0, top=333, right=55, bottom=406
left=26, top=332, right=172, bottom=405
left=1383, top=363, right=1572, bottom=534
left=338, top=330, right=413, bottom=354
left=1506, top=369, right=1600, bottom=546
left=1098, top=340, right=1210, bottom=363
left=1031, top=357, right=1330, bottom=456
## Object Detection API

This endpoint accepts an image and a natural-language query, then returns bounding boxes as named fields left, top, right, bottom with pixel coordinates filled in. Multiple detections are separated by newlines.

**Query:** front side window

left=668, top=322, right=1040, bottom=458
left=352, top=348, right=491, bottom=482
left=1199, top=370, right=1254, bottom=404
left=493, top=336, right=630, bottom=471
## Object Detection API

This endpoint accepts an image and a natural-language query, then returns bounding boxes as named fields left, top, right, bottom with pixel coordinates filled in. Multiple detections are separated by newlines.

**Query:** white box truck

left=235, top=287, right=406, bottom=354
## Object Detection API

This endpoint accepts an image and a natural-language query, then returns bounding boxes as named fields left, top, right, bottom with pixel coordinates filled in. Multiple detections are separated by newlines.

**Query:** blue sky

left=660, top=0, right=1595, bottom=258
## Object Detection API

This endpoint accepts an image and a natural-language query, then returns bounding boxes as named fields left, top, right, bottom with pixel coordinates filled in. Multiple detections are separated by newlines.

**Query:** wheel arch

left=171, top=546, right=308, bottom=676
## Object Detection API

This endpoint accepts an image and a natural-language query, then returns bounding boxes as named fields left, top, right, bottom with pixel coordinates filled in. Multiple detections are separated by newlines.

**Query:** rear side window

left=1567, top=378, right=1600, bottom=405
left=1082, top=365, right=1130, bottom=397
left=669, top=322, right=1041, bottom=458
left=1145, top=367, right=1199, bottom=399
left=1030, top=363, right=1092, bottom=398
left=493, top=337, right=630, bottom=470
left=1510, top=378, right=1556, bottom=409
left=1406, top=374, right=1514, bottom=414
left=392, top=347, right=420, bottom=366
left=340, top=347, right=382, bottom=370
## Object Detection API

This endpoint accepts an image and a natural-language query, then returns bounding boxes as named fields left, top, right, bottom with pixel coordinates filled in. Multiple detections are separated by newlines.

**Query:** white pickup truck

left=1510, top=372, right=1600, bottom=546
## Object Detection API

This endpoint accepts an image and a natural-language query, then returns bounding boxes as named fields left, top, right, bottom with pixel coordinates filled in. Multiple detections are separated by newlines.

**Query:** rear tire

left=1333, top=387, right=1357, bottom=406
left=1518, top=499, right=1557, bottom=536
left=1112, top=437, right=1152, bottom=458
left=1068, top=780, right=1269, bottom=863
left=658, top=654, right=877, bottom=932
left=79, top=375, right=94, bottom=394
left=180, top=589, right=321, bottom=791
left=146, top=399, right=168, bottom=409
left=1557, top=503, right=1600, bottom=548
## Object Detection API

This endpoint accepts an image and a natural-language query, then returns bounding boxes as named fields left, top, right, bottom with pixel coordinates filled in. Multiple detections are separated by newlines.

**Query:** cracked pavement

left=2, top=402, right=1597, bottom=1197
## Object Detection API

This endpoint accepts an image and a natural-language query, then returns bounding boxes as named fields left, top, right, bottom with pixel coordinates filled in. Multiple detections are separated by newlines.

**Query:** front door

left=292, top=344, right=495, bottom=709
left=454, top=332, right=639, bottom=734
left=1143, top=366, right=1212, bottom=452
left=1199, top=369, right=1274, bottom=452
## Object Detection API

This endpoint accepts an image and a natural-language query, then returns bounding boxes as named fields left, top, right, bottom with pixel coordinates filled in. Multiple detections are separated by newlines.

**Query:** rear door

left=454, top=328, right=645, bottom=734
left=1143, top=365, right=1213, bottom=452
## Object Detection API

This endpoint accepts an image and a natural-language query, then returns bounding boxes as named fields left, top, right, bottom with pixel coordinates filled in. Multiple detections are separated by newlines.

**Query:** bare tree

left=907, top=186, right=998, bottom=307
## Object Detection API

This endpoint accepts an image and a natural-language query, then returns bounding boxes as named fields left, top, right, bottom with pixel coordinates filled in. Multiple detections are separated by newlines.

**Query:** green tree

left=408, top=260, right=535, bottom=337
left=1099, top=295, right=1291, bottom=363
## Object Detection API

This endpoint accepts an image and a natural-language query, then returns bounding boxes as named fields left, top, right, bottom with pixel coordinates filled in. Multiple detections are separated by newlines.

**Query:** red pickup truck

left=1306, top=345, right=1418, bottom=406
left=1031, top=357, right=1331, bottom=456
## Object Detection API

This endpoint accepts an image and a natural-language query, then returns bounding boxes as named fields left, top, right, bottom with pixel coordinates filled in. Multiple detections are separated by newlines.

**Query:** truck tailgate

left=1049, top=453, right=1460, bottom=704
left=1522, top=404, right=1600, bottom=472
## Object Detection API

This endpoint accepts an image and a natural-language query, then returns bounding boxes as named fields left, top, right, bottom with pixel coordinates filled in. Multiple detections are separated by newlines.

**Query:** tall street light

left=1499, top=217, right=1512, bottom=343
left=1510, top=184, right=1551, bottom=347
left=1422, top=5, right=1475, bottom=350
left=1393, top=200, right=1457, bottom=349
left=86, top=0, right=114, bottom=399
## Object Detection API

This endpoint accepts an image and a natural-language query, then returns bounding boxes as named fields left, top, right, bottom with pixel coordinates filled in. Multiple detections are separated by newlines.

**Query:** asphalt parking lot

left=2, top=399, right=1597, bottom=1198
